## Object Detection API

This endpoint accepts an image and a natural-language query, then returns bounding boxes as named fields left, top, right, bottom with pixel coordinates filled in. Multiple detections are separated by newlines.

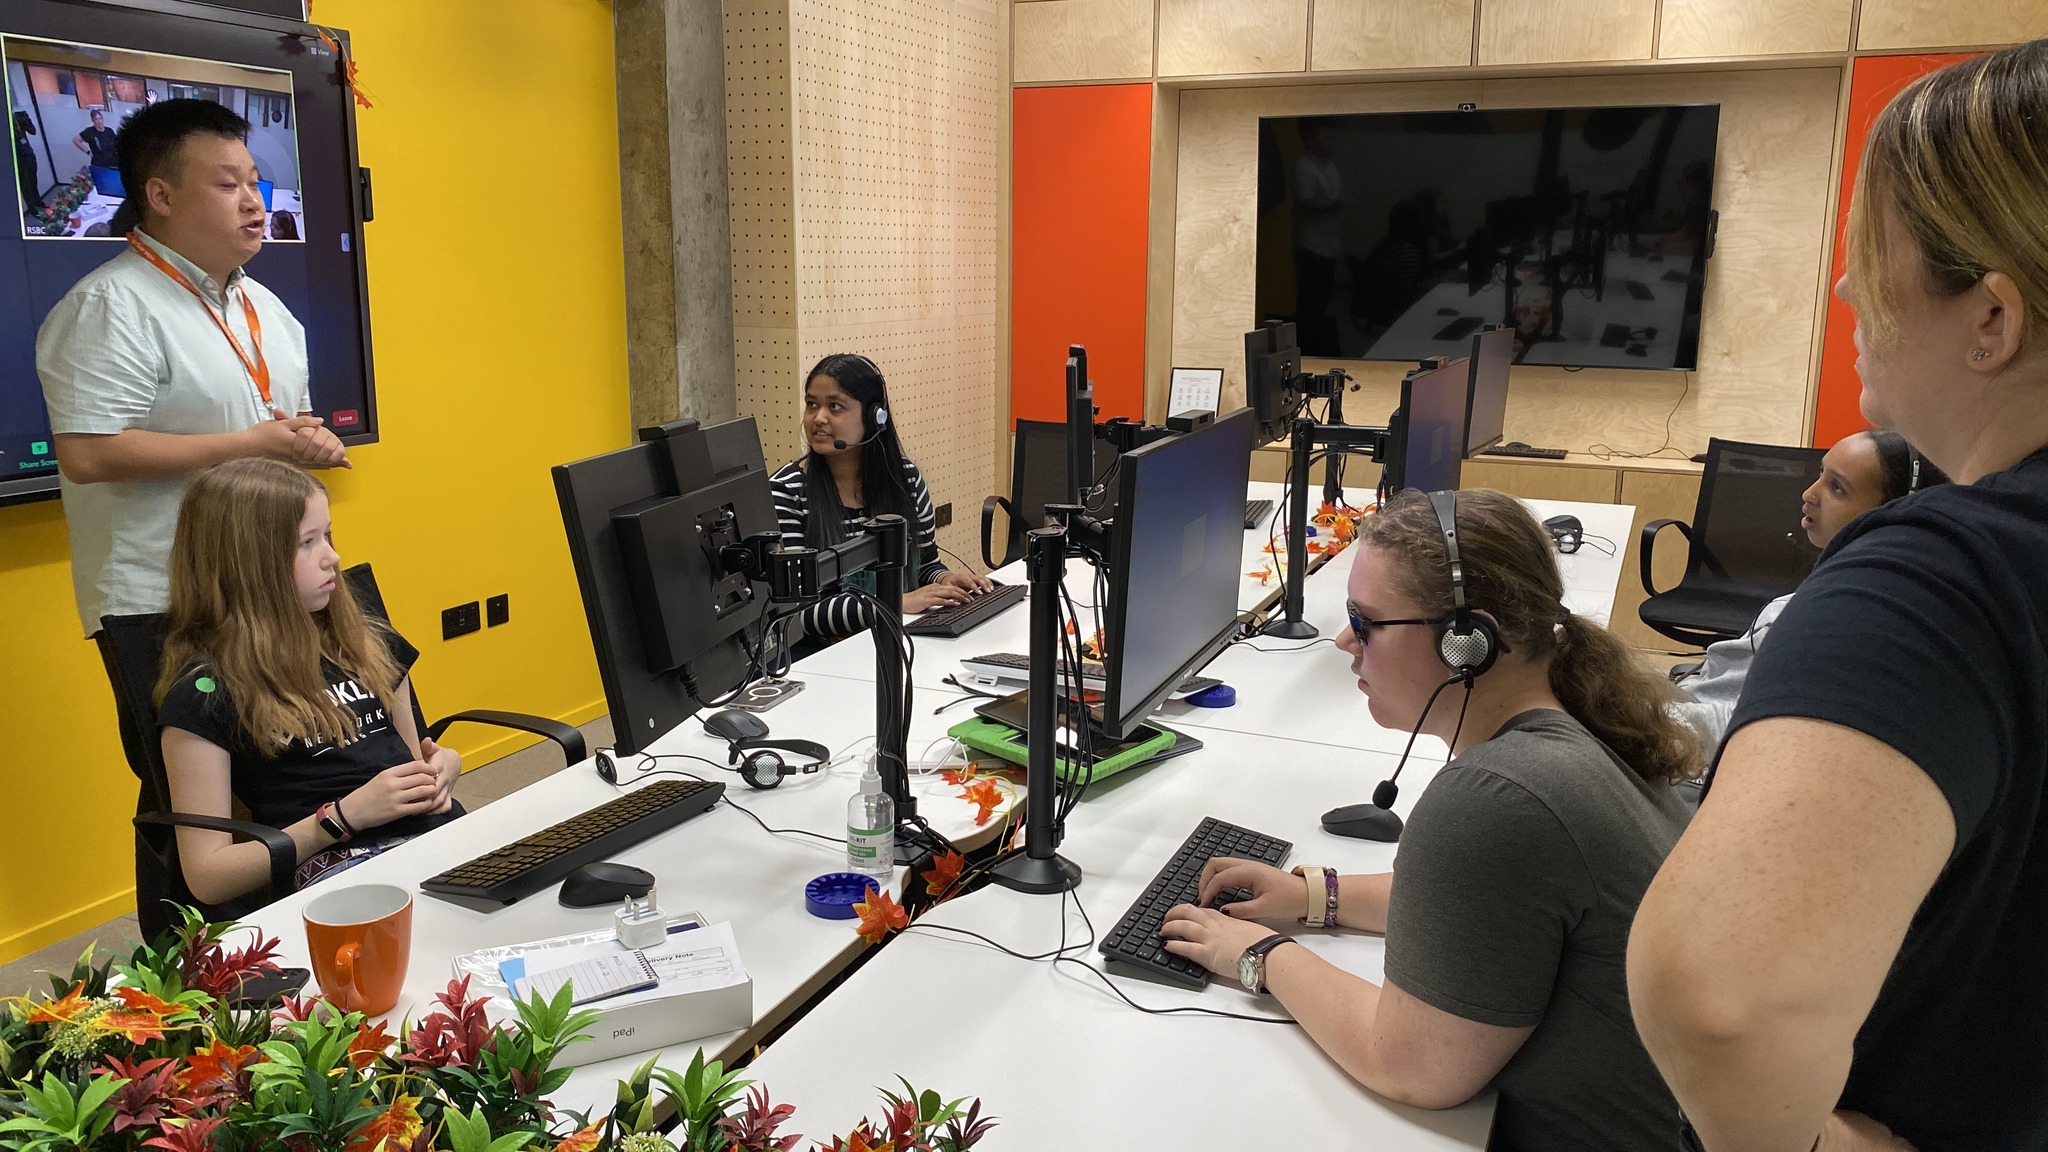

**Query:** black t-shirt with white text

left=157, top=625, right=455, bottom=843
left=1725, top=447, right=2048, bottom=1150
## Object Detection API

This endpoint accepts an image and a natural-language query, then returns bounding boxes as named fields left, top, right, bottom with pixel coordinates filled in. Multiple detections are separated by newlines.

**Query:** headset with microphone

left=728, top=737, right=831, bottom=790
left=826, top=353, right=892, bottom=450
left=1322, top=489, right=1505, bottom=842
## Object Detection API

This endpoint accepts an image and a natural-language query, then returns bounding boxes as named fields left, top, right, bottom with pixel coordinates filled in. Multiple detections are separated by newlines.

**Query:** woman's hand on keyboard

left=903, top=582, right=974, bottom=615
left=1159, top=904, right=1276, bottom=978
left=1196, top=857, right=1305, bottom=920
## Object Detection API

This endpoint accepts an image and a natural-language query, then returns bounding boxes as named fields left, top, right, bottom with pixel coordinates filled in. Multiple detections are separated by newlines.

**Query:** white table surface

left=731, top=724, right=1493, bottom=1149
left=238, top=672, right=1022, bottom=1116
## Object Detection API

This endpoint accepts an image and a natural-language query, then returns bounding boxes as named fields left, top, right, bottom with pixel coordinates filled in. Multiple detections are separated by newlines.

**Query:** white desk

left=731, top=725, right=1493, bottom=1148
left=239, top=672, right=1021, bottom=1117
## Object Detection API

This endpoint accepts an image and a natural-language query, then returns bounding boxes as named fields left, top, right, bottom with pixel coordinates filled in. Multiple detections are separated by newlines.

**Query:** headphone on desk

left=729, top=737, right=831, bottom=790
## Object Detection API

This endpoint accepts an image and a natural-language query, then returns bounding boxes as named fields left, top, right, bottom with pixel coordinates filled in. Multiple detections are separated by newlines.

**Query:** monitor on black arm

left=2, top=0, right=375, bottom=506
left=554, top=418, right=779, bottom=755
left=1383, top=357, right=1471, bottom=494
left=1244, top=321, right=1302, bottom=448
left=1100, top=406, right=1257, bottom=740
left=1464, top=324, right=1513, bottom=456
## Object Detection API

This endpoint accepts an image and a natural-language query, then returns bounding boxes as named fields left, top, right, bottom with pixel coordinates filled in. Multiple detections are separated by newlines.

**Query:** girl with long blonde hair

left=156, top=459, right=460, bottom=906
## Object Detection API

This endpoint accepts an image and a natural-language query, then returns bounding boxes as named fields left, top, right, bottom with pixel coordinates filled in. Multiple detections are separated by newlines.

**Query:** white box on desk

left=555, top=975, right=753, bottom=1068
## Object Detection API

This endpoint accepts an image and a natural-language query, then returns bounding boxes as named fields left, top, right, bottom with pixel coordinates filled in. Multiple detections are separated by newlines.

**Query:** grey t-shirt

left=1383, top=709, right=1691, bottom=1152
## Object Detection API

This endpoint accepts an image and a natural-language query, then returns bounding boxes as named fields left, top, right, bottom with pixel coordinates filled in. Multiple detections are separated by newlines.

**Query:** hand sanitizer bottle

left=847, top=762, right=894, bottom=880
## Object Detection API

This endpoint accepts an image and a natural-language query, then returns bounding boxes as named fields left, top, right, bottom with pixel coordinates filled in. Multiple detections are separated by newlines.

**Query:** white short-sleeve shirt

left=37, top=228, right=311, bottom=634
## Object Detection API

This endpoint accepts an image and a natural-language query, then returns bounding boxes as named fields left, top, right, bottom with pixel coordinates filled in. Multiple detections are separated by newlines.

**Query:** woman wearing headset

left=1671, top=429, right=1947, bottom=750
left=1159, top=489, right=1699, bottom=1150
left=768, top=353, right=992, bottom=649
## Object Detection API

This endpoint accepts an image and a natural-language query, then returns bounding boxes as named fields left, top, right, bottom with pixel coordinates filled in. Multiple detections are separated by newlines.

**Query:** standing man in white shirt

left=38, top=98, right=348, bottom=638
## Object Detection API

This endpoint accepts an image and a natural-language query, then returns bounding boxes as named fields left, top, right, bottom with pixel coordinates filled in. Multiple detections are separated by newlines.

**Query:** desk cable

left=605, top=753, right=844, bottom=847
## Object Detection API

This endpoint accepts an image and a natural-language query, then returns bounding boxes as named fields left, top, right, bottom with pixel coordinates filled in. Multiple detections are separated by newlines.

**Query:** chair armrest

left=426, top=710, right=586, bottom=765
left=981, top=495, right=1016, bottom=571
left=1639, top=518, right=1692, bottom=599
left=134, top=811, right=297, bottom=904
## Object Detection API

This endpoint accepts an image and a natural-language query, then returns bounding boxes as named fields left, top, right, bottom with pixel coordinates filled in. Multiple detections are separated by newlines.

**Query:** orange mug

left=303, top=883, right=412, bottom=1016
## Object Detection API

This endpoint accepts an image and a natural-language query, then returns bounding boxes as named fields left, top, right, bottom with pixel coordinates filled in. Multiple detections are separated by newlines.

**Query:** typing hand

left=903, top=583, right=973, bottom=615
left=936, top=570, right=996, bottom=596
left=420, top=736, right=462, bottom=814
left=1159, top=904, right=1276, bottom=979
left=1195, top=857, right=1302, bottom=920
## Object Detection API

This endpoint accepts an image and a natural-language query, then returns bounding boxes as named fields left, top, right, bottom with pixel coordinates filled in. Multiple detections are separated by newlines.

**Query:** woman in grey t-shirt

left=1162, top=489, right=1700, bottom=1151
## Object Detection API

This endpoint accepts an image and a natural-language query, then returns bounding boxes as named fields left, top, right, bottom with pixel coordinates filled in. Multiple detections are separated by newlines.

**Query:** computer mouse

left=702, top=708, right=769, bottom=745
left=1543, top=513, right=1584, bottom=552
left=1321, top=803, right=1404, bottom=842
left=558, top=861, right=656, bottom=907
left=1436, top=307, right=1459, bottom=316
left=1503, top=440, right=1531, bottom=450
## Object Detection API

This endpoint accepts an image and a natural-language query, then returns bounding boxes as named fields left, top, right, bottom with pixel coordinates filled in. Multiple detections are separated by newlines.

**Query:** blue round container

left=805, top=872, right=881, bottom=919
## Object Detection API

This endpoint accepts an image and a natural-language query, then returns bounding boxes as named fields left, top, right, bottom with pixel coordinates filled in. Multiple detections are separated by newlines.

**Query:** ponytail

left=1552, top=613, right=1701, bottom=784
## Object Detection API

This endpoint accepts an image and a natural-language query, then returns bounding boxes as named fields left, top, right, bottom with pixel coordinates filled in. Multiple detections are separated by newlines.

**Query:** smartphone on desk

left=228, top=966, right=311, bottom=1008
left=729, top=678, right=805, bottom=713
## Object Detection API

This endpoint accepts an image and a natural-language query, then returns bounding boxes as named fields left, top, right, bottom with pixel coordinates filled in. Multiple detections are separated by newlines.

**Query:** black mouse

left=1503, top=440, right=1531, bottom=450
left=702, top=708, right=769, bottom=745
left=559, top=861, right=656, bottom=907
left=1436, top=307, right=1459, bottom=316
left=1321, top=803, right=1404, bottom=842
left=1543, top=513, right=1584, bottom=552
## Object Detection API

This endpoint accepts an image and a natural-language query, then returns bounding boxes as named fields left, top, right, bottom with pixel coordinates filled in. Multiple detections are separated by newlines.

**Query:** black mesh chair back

left=982, top=419, right=1119, bottom=568
left=1639, top=438, right=1826, bottom=647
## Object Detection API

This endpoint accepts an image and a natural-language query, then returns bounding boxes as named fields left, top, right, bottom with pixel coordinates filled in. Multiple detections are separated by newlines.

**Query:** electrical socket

left=486, top=594, right=509, bottom=627
left=934, top=501, right=952, bottom=528
left=442, top=601, right=481, bottom=640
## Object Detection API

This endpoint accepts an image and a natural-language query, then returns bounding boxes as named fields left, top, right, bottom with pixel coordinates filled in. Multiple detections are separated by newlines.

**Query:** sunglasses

left=1345, top=602, right=1442, bottom=646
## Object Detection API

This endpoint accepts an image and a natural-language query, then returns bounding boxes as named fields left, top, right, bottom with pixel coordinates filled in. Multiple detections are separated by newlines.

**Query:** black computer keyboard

left=420, top=779, right=724, bottom=905
left=1481, top=443, right=1569, bottom=460
left=903, top=581, right=1027, bottom=638
left=1243, top=499, right=1275, bottom=529
left=1100, top=816, right=1292, bottom=989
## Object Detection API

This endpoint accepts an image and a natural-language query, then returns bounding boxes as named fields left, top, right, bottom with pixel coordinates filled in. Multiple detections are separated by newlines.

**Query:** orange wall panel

left=1813, top=52, right=1978, bottom=447
left=1012, top=85, right=1152, bottom=423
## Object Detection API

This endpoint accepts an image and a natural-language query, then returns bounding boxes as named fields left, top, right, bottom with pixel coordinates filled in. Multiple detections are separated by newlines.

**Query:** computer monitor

left=554, top=418, right=779, bottom=755
left=1244, top=322, right=1302, bottom=448
left=1464, top=325, right=1513, bottom=456
left=1100, top=406, right=1257, bottom=739
left=1386, top=358, right=1471, bottom=493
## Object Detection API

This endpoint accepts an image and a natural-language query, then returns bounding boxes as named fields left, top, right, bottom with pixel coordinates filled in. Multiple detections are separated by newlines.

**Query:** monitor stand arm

left=989, top=523, right=1084, bottom=895
left=1267, top=418, right=1387, bottom=641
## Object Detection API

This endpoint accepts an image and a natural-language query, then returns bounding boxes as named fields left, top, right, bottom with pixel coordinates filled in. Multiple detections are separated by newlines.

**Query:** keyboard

left=903, top=581, right=1027, bottom=637
left=1481, top=443, right=1568, bottom=460
left=1100, top=816, right=1292, bottom=989
left=420, top=779, right=724, bottom=905
left=960, top=651, right=1221, bottom=698
left=1243, top=499, right=1274, bottom=529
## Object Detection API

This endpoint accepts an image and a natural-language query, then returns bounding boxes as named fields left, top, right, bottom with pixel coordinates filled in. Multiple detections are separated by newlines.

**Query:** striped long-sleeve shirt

left=767, top=457, right=949, bottom=641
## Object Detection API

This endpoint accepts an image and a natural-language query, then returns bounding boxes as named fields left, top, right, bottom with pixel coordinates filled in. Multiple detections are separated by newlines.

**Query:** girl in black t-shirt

left=156, top=459, right=461, bottom=906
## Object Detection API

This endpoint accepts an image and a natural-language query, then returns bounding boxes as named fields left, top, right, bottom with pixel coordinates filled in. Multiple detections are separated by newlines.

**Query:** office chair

left=99, top=562, right=586, bottom=942
left=1638, top=438, right=1826, bottom=648
left=980, top=419, right=1117, bottom=569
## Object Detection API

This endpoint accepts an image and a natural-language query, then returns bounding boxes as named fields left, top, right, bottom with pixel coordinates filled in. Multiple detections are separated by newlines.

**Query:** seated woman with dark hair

left=768, top=353, right=991, bottom=650
left=1159, top=488, right=1699, bottom=1150
left=1671, top=429, right=1946, bottom=749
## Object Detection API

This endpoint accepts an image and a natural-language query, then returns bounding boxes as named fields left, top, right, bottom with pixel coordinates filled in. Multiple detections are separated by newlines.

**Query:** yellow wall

left=0, top=0, right=629, bottom=963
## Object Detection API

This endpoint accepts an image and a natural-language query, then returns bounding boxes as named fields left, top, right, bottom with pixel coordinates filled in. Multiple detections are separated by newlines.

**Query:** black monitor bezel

left=1463, top=325, right=1514, bottom=457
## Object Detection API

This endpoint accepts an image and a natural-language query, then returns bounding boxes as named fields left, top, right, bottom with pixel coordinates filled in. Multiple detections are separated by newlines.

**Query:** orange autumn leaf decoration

left=852, top=889, right=909, bottom=945
left=26, top=982, right=94, bottom=1027
left=1247, top=565, right=1275, bottom=585
left=346, top=1093, right=423, bottom=1152
left=176, top=1039, right=263, bottom=1098
left=553, top=1125, right=603, bottom=1152
left=97, top=987, right=188, bottom=1043
left=940, top=764, right=980, bottom=787
left=346, top=1019, right=395, bottom=1069
left=920, top=850, right=966, bottom=897
left=959, top=778, right=1004, bottom=826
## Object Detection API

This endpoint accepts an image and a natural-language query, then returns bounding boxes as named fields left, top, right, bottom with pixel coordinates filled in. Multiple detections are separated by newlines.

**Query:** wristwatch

left=1237, top=934, right=1301, bottom=994
left=315, top=800, right=353, bottom=842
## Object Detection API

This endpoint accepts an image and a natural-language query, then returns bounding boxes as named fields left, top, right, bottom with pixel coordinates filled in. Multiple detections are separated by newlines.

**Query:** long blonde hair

left=1847, top=39, right=2048, bottom=350
left=1358, top=489, right=1701, bottom=783
left=155, top=460, right=401, bottom=755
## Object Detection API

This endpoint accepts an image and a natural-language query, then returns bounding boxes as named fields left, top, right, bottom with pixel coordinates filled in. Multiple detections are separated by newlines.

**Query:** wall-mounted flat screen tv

left=1256, top=104, right=1720, bottom=371
left=2, top=0, right=370, bottom=506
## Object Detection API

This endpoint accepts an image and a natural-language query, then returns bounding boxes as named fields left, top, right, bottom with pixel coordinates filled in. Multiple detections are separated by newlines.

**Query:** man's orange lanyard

left=127, top=233, right=271, bottom=405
